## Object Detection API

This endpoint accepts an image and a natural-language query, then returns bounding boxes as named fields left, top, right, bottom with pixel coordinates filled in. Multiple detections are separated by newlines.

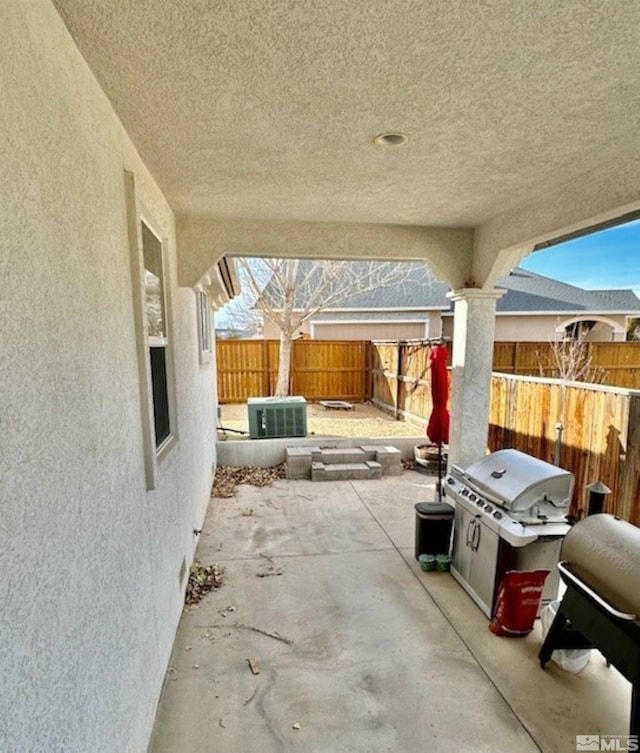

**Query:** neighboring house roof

left=494, top=269, right=640, bottom=314
left=281, top=264, right=640, bottom=316
left=312, top=311, right=431, bottom=322
left=256, top=260, right=450, bottom=312
left=315, top=262, right=449, bottom=309
left=258, top=261, right=640, bottom=318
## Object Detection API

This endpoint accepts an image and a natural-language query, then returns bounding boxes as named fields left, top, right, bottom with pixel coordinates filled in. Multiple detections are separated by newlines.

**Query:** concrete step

left=286, top=445, right=402, bottom=480
left=311, top=461, right=382, bottom=481
left=314, top=447, right=365, bottom=464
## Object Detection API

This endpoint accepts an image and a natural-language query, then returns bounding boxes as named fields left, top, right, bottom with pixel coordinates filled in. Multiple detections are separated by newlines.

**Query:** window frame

left=196, top=289, right=212, bottom=364
left=125, top=171, right=178, bottom=489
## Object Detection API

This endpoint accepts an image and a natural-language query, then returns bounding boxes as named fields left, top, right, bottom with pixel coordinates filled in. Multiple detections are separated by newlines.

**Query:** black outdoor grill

left=539, top=513, right=640, bottom=736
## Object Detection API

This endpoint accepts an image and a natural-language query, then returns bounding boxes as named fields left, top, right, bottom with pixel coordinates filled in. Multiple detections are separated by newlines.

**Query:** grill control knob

left=469, top=493, right=477, bottom=501
left=461, top=489, right=469, bottom=496
left=493, top=511, right=503, bottom=520
left=447, top=477, right=455, bottom=484
left=476, top=498, right=484, bottom=506
left=485, top=505, right=493, bottom=513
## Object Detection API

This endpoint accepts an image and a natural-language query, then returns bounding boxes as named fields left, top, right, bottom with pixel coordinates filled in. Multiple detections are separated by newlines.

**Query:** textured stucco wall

left=311, top=321, right=427, bottom=341
left=262, top=319, right=430, bottom=341
left=493, top=314, right=625, bottom=342
left=0, top=3, right=215, bottom=751
left=442, top=314, right=625, bottom=343
left=262, top=319, right=310, bottom=339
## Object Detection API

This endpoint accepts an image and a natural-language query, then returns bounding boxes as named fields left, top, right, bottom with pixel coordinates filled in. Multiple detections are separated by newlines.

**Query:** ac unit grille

left=247, top=397, right=307, bottom=439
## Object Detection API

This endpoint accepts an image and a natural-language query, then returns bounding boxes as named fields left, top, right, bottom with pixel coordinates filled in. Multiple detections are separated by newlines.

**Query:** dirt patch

left=217, top=401, right=426, bottom=440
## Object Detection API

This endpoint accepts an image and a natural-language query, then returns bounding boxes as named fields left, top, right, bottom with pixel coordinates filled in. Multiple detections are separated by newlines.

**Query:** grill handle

left=471, top=519, right=481, bottom=551
left=466, top=519, right=474, bottom=547
left=557, top=561, right=637, bottom=621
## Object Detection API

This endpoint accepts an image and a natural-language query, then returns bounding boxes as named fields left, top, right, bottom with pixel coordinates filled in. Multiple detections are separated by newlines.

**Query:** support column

left=447, top=288, right=505, bottom=469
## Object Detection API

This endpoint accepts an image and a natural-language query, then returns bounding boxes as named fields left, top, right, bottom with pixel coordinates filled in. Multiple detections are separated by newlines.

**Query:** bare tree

left=237, top=258, right=435, bottom=396
left=536, top=327, right=606, bottom=384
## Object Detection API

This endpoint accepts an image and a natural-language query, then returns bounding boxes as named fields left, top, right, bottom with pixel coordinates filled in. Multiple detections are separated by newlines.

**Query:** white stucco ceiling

left=53, top=1, right=640, bottom=229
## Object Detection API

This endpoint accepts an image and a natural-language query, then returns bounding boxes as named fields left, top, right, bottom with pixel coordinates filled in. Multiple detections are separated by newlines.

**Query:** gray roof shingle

left=259, top=261, right=640, bottom=314
left=495, top=269, right=640, bottom=312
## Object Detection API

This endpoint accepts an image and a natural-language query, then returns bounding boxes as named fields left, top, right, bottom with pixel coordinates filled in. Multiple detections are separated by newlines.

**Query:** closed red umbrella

left=426, top=344, right=449, bottom=501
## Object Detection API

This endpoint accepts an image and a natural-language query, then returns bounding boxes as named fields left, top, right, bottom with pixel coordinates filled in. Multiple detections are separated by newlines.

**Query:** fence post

left=617, top=393, right=640, bottom=526
left=262, top=339, right=270, bottom=397
left=505, top=375, right=515, bottom=447
left=395, top=341, right=403, bottom=420
left=364, top=341, right=372, bottom=401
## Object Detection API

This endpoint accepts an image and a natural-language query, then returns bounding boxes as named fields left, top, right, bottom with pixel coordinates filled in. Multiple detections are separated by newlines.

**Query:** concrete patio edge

left=216, top=436, right=427, bottom=467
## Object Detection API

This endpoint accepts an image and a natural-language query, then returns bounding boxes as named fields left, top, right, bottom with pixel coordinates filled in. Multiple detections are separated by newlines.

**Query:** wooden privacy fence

left=216, top=339, right=370, bottom=403
left=493, top=341, right=640, bottom=388
left=370, top=339, right=640, bottom=421
left=489, top=374, right=640, bottom=526
left=218, top=339, right=640, bottom=405
left=371, top=340, right=640, bottom=524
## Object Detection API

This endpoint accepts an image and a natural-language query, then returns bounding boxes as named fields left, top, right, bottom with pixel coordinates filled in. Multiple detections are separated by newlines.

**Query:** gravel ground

left=217, top=401, right=426, bottom=440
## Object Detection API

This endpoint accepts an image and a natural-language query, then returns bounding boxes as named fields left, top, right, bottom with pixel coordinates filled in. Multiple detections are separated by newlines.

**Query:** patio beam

left=176, top=215, right=473, bottom=289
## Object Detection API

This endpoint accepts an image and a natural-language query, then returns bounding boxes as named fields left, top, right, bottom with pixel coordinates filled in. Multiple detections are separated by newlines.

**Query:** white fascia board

left=312, top=318, right=429, bottom=325
left=320, top=306, right=448, bottom=312
left=226, top=258, right=241, bottom=297
left=442, top=310, right=638, bottom=317
left=495, top=309, right=638, bottom=316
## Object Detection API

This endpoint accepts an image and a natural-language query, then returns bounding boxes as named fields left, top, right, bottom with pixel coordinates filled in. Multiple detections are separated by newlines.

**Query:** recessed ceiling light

left=374, top=132, right=409, bottom=146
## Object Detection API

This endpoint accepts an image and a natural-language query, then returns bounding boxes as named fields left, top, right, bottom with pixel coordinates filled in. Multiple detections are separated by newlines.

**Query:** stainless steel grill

left=539, top=514, right=640, bottom=736
left=445, top=449, right=574, bottom=618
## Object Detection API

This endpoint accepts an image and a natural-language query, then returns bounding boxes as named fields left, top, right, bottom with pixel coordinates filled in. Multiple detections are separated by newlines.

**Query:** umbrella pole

left=437, top=442, right=442, bottom=502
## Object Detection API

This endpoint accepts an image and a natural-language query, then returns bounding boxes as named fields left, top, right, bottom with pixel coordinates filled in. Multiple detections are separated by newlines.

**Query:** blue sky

left=519, top=219, right=640, bottom=296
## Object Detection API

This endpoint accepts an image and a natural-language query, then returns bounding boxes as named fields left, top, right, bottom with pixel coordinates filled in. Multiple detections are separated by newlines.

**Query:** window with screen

left=141, top=221, right=173, bottom=448
left=197, top=290, right=212, bottom=364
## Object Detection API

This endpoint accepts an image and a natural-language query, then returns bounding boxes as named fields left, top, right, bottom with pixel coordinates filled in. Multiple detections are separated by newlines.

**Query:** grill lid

left=461, top=449, right=574, bottom=513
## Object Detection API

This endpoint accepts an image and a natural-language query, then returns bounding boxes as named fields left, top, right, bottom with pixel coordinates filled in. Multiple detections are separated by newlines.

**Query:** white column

left=447, top=288, right=505, bottom=469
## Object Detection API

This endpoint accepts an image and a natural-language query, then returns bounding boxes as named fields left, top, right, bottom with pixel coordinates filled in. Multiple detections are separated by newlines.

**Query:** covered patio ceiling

left=52, top=1, right=640, bottom=287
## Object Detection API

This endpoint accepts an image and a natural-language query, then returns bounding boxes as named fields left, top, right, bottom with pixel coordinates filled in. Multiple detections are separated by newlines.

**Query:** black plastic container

left=414, top=501, right=454, bottom=559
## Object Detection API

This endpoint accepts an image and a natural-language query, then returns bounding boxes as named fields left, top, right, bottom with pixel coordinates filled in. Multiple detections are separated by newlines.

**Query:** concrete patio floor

left=149, top=470, right=631, bottom=753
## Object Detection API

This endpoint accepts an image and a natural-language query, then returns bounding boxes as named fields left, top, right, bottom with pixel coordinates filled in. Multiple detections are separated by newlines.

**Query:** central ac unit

left=247, top=396, right=307, bottom=439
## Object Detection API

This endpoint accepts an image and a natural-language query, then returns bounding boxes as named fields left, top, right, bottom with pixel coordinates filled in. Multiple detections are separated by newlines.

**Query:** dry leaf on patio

left=185, top=560, right=225, bottom=606
left=211, top=464, right=286, bottom=498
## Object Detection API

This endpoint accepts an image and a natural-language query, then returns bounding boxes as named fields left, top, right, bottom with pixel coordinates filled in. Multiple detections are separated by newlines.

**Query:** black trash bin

left=414, top=502, right=454, bottom=559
